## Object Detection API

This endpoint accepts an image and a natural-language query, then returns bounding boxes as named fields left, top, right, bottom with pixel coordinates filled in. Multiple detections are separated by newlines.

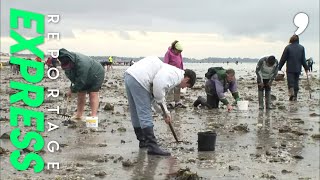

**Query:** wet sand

left=0, top=65, right=319, bottom=180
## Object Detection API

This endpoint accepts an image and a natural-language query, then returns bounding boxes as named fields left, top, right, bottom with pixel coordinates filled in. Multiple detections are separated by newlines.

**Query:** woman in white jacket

left=124, top=56, right=196, bottom=156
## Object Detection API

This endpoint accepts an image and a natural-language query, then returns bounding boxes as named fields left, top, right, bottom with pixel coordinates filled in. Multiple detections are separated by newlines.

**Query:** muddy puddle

left=1, top=64, right=319, bottom=179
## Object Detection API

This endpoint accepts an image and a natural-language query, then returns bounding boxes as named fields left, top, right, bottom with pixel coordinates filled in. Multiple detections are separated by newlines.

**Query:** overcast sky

left=1, top=0, right=319, bottom=61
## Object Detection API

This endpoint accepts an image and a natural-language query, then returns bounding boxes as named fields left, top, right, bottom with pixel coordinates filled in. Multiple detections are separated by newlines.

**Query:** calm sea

left=114, top=62, right=319, bottom=79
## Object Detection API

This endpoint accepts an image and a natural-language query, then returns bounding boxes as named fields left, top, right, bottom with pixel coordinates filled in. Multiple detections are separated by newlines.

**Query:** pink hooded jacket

left=164, top=47, right=184, bottom=69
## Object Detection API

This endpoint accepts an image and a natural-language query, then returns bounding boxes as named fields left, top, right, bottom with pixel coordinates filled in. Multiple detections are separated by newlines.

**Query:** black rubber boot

left=193, top=96, right=202, bottom=107
left=293, top=90, right=299, bottom=101
left=134, top=127, right=147, bottom=148
left=289, top=88, right=295, bottom=101
left=193, top=96, right=212, bottom=108
left=198, top=96, right=209, bottom=107
left=258, top=91, right=264, bottom=109
left=142, top=127, right=171, bottom=156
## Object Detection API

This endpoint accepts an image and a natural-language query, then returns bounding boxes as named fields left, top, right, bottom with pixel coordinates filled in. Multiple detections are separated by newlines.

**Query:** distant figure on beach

left=107, top=56, right=113, bottom=71
left=124, top=56, right=196, bottom=156
left=279, top=35, right=309, bottom=101
left=46, top=56, right=58, bottom=77
left=129, top=59, right=135, bottom=66
left=193, top=67, right=240, bottom=112
left=10, top=61, right=20, bottom=75
left=51, top=56, right=58, bottom=68
left=306, top=57, right=314, bottom=72
left=255, top=56, right=278, bottom=110
left=235, top=61, right=239, bottom=65
left=164, top=40, right=185, bottom=109
left=45, top=56, right=52, bottom=68
left=58, top=48, right=105, bottom=120
left=9, top=61, right=13, bottom=70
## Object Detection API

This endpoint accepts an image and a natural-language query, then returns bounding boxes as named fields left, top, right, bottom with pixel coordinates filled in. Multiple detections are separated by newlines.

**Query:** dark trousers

left=194, top=82, right=220, bottom=109
left=48, top=65, right=57, bottom=77
left=258, top=79, right=271, bottom=92
left=206, top=82, right=220, bottom=108
left=287, top=73, right=300, bottom=92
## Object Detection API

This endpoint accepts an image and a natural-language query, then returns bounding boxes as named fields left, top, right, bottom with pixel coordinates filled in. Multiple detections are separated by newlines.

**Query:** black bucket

left=198, top=131, right=217, bottom=151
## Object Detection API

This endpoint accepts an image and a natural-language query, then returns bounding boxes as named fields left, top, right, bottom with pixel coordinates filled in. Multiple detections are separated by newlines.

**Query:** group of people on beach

left=21, top=33, right=309, bottom=156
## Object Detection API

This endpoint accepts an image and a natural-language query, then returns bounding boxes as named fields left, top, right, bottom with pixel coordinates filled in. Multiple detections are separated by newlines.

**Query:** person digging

left=124, top=56, right=196, bottom=156
left=193, top=68, right=240, bottom=112
left=255, top=56, right=278, bottom=110
left=58, top=48, right=105, bottom=121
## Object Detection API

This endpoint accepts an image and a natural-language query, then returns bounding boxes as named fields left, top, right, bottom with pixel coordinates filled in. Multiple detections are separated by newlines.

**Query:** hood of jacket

left=58, top=48, right=77, bottom=63
left=167, top=47, right=179, bottom=56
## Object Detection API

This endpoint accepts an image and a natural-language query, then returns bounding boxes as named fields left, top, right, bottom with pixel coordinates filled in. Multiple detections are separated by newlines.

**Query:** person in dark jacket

left=58, top=48, right=105, bottom=120
left=306, top=57, right=314, bottom=72
left=279, top=35, right=309, bottom=101
left=255, top=56, right=278, bottom=109
left=193, top=68, right=240, bottom=112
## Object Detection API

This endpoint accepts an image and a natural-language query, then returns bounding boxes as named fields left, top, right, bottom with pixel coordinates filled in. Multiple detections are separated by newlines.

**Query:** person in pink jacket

left=164, top=40, right=185, bottom=108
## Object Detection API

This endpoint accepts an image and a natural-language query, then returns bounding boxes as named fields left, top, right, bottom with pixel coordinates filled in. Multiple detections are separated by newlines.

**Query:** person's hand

left=265, top=85, right=271, bottom=90
left=164, top=113, right=171, bottom=124
left=258, top=83, right=264, bottom=87
left=227, top=104, right=233, bottom=112
left=267, top=82, right=272, bottom=87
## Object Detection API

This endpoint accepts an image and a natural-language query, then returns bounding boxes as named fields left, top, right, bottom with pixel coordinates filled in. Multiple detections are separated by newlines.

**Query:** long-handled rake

left=159, top=104, right=182, bottom=143
left=306, top=74, right=312, bottom=99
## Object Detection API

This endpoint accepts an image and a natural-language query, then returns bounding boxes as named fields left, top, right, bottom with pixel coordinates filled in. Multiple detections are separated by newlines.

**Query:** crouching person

left=193, top=68, right=239, bottom=112
left=255, top=56, right=278, bottom=109
left=58, top=48, right=105, bottom=120
left=124, top=56, right=196, bottom=156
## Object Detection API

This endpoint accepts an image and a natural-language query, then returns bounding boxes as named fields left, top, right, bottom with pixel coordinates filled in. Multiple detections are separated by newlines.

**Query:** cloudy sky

left=1, top=0, right=319, bottom=61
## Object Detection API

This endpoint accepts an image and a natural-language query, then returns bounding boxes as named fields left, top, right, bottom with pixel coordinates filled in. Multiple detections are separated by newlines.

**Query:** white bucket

left=237, top=101, right=249, bottom=111
left=86, top=116, right=98, bottom=128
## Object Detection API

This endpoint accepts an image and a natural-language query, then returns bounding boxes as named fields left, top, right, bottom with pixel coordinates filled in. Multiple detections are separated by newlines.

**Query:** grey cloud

left=1, top=0, right=319, bottom=42
left=1, top=4, right=75, bottom=38
left=118, top=31, right=132, bottom=40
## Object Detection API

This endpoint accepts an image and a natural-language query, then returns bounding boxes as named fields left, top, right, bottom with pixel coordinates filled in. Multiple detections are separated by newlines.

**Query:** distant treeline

left=91, top=56, right=259, bottom=63
left=6, top=53, right=259, bottom=63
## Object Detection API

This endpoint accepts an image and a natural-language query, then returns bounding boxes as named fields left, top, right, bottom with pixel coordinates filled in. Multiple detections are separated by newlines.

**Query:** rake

left=306, top=74, right=312, bottom=99
left=57, top=96, right=73, bottom=125
left=159, top=104, right=182, bottom=143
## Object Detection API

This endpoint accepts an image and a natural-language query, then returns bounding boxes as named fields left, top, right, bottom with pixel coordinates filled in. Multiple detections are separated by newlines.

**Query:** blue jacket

left=279, top=42, right=308, bottom=73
